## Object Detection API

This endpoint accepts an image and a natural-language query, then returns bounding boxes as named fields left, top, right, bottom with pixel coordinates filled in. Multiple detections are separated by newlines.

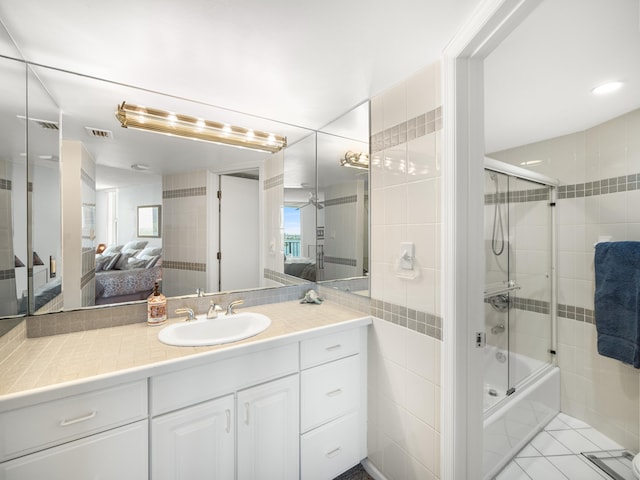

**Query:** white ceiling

left=0, top=0, right=480, bottom=131
left=1, top=0, right=635, bottom=183
left=484, top=0, right=640, bottom=153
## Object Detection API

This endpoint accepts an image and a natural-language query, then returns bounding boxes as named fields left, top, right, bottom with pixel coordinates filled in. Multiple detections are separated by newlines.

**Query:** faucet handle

left=226, top=299, right=244, bottom=315
left=175, top=307, right=195, bottom=322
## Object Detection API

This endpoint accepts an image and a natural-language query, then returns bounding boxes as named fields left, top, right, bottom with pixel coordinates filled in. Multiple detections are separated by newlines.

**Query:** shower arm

left=484, top=283, right=521, bottom=299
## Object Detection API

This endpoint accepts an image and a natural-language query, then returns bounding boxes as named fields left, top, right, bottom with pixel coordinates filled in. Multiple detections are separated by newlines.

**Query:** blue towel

left=594, top=241, right=640, bottom=368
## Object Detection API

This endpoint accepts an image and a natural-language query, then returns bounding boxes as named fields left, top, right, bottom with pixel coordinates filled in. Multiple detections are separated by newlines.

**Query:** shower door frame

left=442, top=2, right=549, bottom=476
left=483, top=157, right=559, bottom=406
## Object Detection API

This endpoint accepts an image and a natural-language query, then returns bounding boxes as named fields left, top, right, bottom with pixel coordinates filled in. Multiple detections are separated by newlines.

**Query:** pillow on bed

left=126, top=258, right=148, bottom=269
left=114, top=253, right=136, bottom=270
left=137, top=254, right=160, bottom=268
left=102, top=245, right=123, bottom=256
left=104, top=253, right=121, bottom=271
left=123, top=240, right=148, bottom=251
left=136, top=247, right=162, bottom=258
left=96, top=253, right=116, bottom=271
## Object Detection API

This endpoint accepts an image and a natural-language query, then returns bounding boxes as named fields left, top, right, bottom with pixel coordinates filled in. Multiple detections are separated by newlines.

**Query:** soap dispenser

left=147, top=282, right=167, bottom=326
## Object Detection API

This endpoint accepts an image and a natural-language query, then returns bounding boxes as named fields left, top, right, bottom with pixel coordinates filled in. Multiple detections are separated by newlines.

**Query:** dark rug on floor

left=333, top=463, right=374, bottom=480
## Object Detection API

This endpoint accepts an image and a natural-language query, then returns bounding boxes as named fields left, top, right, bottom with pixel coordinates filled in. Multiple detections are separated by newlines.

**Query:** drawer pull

left=326, top=389, right=343, bottom=397
left=325, top=344, right=342, bottom=352
left=225, top=409, right=231, bottom=433
left=326, top=447, right=342, bottom=458
left=244, top=402, right=250, bottom=426
left=59, top=411, right=97, bottom=427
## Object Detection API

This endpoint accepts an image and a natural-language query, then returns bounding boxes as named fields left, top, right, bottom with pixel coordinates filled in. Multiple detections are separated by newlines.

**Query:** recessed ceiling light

left=591, top=81, right=623, bottom=95
left=131, top=163, right=150, bottom=171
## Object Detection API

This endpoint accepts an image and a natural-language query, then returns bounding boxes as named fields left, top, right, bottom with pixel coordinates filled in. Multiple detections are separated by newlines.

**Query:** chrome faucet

left=207, top=301, right=223, bottom=319
left=226, top=299, right=244, bottom=315
left=175, top=307, right=195, bottom=322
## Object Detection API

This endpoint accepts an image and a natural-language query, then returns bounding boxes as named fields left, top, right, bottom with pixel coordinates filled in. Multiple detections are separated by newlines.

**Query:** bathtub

left=482, top=347, right=560, bottom=479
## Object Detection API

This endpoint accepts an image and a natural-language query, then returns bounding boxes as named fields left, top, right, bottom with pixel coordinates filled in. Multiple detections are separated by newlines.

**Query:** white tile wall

left=490, top=108, right=640, bottom=452
left=368, top=61, right=442, bottom=479
left=367, top=319, right=441, bottom=479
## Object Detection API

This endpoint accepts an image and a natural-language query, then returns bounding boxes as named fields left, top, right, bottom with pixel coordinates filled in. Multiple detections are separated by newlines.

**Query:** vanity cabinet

left=150, top=343, right=300, bottom=479
left=0, top=380, right=148, bottom=479
left=0, top=319, right=369, bottom=480
left=237, top=375, right=300, bottom=480
left=299, top=328, right=366, bottom=480
left=152, top=394, right=235, bottom=480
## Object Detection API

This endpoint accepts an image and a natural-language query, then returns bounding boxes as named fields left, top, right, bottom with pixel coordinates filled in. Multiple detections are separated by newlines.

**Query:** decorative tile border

left=324, top=256, right=357, bottom=267
left=26, top=284, right=311, bottom=338
left=557, top=173, right=640, bottom=199
left=558, top=303, right=594, bottom=324
left=0, top=269, right=16, bottom=280
left=263, top=268, right=310, bottom=286
left=484, top=187, right=550, bottom=205
left=324, top=195, right=358, bottom=207
left=370, top=106, right=442, bottom=154
left=163, top=261, right=206, bottom=272
left=264, top=173, right=283, bottom=190
left=162, top=186, right=207, bottom=199
left=80, top=270, right=94, bottom=288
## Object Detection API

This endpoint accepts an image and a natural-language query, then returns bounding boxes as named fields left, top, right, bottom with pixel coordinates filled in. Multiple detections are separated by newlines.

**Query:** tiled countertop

left=0, top=300, right=369, bottom=400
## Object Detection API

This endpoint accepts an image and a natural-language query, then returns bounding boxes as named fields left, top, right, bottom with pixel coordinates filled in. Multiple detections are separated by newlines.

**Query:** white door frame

left=441, top=0, right=543, bottom=478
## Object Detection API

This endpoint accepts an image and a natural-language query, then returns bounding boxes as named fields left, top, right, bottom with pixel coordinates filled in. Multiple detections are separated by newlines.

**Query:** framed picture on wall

left=137, top=204, right=162, bottom=238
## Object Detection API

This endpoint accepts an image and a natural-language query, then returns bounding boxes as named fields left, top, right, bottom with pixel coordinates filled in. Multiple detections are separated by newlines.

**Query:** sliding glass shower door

left=483, top=167, right=554, bottom=410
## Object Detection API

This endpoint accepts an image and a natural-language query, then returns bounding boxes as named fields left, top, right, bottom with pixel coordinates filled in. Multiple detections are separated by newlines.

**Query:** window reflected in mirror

left=137, top=205, right=161, bottom=238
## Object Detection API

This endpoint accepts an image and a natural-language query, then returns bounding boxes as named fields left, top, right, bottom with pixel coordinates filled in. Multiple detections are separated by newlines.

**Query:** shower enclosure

left=482, top=158, right=560, bottom=478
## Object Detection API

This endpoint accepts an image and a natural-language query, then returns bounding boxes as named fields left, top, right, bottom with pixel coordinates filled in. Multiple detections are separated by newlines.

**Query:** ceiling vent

left=16, top=115, right=59, bottom=130
left=85, top=126, right=114, bottom=139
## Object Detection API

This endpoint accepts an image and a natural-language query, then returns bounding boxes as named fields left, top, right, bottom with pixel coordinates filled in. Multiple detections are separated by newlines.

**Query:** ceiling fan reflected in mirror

left=298, top=192, right=324, bottom=210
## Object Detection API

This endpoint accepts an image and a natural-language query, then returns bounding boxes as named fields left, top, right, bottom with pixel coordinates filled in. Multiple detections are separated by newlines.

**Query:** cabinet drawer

left=0, top=420, right=148, bottom=480
left=300, top=411, right=360, bottom=480
left=300, top=355, right=360, bottom=432
left=300, top=328, right=360, bottom=369
left=151, top=343, right=298, bottom=415
left=0, top=380, right=147, bottom=462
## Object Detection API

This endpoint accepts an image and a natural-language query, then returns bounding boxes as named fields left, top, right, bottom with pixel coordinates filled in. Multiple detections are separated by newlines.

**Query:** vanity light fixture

left=116, top=102, right=287, bottom=153
left=591, top=81, right=623, bottom=95
left=340, top=151, right=369, bottom=170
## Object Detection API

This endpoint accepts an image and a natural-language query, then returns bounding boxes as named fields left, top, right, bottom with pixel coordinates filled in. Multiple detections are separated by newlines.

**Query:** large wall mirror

left=0, top=56, right=27, bottom=333
left=0, top=57, right=370, bottom=330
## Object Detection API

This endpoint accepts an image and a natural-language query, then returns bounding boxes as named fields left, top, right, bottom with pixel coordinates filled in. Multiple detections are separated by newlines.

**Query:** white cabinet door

left=152, top=395, right=234, bottom=480
left=0, top=420, right=147, bottom=480
left=237, top=374, right=299, bottom=480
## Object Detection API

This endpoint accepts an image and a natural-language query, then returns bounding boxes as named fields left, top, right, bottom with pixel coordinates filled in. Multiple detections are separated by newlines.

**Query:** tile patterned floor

left=495, top=412, right=635, bottom=479
left=334, top=464, right=374, bottom=480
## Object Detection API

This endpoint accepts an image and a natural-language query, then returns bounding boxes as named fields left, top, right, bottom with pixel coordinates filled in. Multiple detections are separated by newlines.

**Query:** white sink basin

left=158, top=312, right=271, bottom=347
